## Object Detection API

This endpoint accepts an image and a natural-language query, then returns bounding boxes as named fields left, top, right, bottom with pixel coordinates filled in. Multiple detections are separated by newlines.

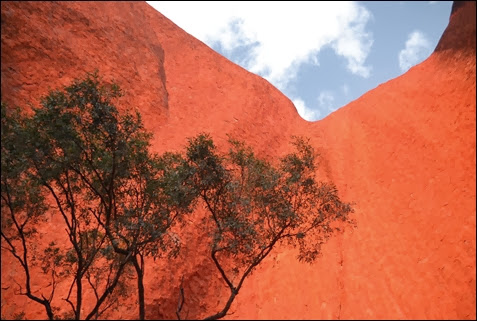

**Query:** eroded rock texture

left=1, top=1, right=475, bottom=319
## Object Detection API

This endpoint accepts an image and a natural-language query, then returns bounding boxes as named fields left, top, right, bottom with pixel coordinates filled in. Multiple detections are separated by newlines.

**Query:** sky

left=146, top=1, right=453, bottom=121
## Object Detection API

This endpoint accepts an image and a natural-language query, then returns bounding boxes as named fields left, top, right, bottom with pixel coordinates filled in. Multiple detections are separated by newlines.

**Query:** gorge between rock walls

left=1, top=1, right=475, bottom=319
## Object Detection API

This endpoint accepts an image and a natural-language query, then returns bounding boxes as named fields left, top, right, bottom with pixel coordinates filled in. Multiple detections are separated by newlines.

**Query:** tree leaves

left=187, top=133, right=355, bottom=320
left=2, top=72, right=197, bottom=320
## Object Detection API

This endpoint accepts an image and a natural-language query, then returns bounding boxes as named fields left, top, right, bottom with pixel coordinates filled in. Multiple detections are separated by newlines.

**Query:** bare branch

left=176, top=276, right=185, bottom=320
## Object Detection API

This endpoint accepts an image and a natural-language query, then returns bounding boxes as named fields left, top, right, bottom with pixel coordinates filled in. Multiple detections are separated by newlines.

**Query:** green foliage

left=187, top=133, right=354, bottom=264
left=1, top=103, right=47, bottom=235
left=21, top=70, right=192, bottom=260
left=2, top=72, right=354, bottom=321
left=185, top=133, right=355, bottom=320
left=1, top=102, right=55, bottom=320
left=1, top=71, right=195, bottom=320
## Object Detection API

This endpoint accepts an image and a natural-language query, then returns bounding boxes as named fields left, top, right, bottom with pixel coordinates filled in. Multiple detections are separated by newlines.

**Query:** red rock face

left=1, top=1, right=475, bottom=320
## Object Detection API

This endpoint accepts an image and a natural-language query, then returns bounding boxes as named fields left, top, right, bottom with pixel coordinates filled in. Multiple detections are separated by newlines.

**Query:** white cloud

left=292, top=98, right=320, bottom=122
left=293, top=91, right=339, bottom=121
left=147, top=1, right=373, bottom=91
left=398, top=30, right=432, bottom=72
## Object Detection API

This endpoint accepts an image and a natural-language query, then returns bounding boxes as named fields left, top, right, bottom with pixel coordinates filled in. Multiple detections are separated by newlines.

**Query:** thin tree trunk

left=75, top=268, right=82, bottom=320
left=132, top=255, right=145, bottom=320
left=203, top=291, right=236, bottom=320
left=85, top=251, right=132, bottom=321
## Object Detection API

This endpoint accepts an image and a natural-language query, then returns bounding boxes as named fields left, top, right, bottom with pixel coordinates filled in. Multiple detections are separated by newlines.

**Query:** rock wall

left=229, top=2, right=476, bottom=319
left=1, top=1, right=475, bottom=319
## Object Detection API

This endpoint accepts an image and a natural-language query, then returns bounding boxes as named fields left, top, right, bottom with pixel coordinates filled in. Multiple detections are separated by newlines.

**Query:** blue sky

left=147, top=1, right=452, bottom=121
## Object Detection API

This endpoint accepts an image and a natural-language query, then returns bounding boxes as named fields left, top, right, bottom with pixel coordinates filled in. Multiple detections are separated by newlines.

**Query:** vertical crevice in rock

left=151, top=43, right=169, bottom=110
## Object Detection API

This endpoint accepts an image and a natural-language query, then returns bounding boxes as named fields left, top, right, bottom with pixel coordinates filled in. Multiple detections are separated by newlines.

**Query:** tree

left=2, top=73, right=354, bottom=320
left=1, top=72, right=195, bottom=320
left=184, top=134, right=355, bottom=320
left=1, top=103, right=55, bottom=320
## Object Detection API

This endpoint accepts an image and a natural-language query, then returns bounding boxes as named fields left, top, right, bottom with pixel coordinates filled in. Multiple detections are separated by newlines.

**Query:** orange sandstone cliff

left=1, top=1, right=475, bottom=319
